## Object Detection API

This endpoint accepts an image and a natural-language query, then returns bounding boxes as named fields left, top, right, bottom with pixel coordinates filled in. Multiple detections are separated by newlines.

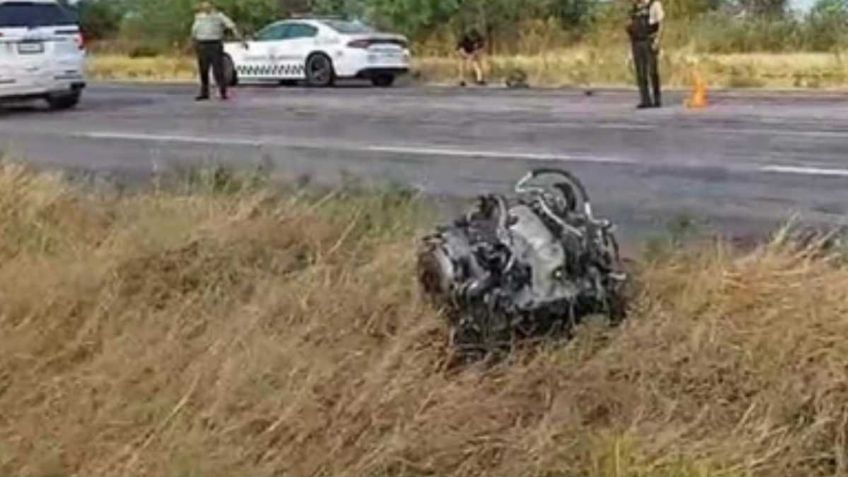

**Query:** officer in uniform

left=626, top=0, right=664, bottom=108
left=190, top=1, right=244, bottom=101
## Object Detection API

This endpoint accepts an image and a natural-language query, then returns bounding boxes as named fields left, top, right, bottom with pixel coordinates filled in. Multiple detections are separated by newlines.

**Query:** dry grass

left=87, top=54, right=196, bottom=82
left=2, top=161, right=848, bottom=477
left=87, top=49, right=848, bottom=89
left=417, top=49, right=848, bottom=89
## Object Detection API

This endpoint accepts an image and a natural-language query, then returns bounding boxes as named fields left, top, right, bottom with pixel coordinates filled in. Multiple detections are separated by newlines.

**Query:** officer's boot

left=196, top=78, right=210, bottom=101
left=196, top=65, right=210, bottom=100
left=652, top=75, right=662, bottom=107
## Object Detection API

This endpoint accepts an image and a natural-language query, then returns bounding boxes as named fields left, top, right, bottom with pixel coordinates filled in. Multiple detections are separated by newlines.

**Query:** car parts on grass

left=417, top=168, right=628, bottom=361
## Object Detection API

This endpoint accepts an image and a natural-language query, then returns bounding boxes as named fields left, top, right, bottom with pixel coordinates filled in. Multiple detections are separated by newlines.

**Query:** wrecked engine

left=417, top=168, right=628, bottom=359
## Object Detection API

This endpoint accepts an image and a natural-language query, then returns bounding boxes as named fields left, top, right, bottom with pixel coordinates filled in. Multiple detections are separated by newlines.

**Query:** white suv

left=0, top=0, right=86, bottom=110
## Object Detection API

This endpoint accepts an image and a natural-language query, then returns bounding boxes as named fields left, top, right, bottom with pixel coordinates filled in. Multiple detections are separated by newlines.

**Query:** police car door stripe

left=237, top=63, right=305, bottom=78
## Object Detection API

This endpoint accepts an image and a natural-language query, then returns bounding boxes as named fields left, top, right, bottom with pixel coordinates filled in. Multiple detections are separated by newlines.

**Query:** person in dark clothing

left=626, top=0, right=664, bottom=108
left=190, top=1, right=244, bottom=101
left=457, top=29, right=486, bottom=86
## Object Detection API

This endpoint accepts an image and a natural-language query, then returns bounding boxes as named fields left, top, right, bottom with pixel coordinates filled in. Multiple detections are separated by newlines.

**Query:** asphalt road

left=2, top=82, right=848, bottom=244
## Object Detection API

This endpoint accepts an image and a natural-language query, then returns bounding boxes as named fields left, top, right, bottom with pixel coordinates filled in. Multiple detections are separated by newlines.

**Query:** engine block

left=417, top=168, right=628, bottom=360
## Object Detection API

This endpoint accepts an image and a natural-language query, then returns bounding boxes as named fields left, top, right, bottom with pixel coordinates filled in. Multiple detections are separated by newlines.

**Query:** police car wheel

left=371, top=74, right=395, bottom=87
left=305, top=53, right=335, bottom=87
left=223, top=54, right=238, bottom=87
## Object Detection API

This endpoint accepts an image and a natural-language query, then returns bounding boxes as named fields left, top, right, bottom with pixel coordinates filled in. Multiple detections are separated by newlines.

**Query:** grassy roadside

left=2, top=160, right=848, bottom=476
left=87, top=49, right=848, bottom=89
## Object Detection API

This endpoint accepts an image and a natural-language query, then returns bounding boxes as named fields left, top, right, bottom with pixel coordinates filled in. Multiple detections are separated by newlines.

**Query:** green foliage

left=453, top=0, right=546, bottom=41
left=278, top=0, right=312, bottom=15
left=216, top=0, right=282, bottom=35
left=806, top=0, right=848, bottom=50
left=664, top=0, right=721, bottom=19
left=671, top=7, right=848, bottom=53
left=310, top=0, right=367, bottom=17
left=687, top=13, right=805, bottom=52
left=119, top=0, right=194, bottom=49
left=549, top=0, right=598, bottom=29
left=739, top=0, right=788, bottom=17
left=91, top=0, right=848, bottom=54
left=118, top=0, right=281, bottom=49
left=367, top=0, right=460, bottom=39
left=128, top=44, right=162, bottom=58
left=77, top=0, right=126, bottom=40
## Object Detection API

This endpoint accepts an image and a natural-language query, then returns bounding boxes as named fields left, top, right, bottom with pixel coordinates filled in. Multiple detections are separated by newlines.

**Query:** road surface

left=2, top=82, right=848, bottom=243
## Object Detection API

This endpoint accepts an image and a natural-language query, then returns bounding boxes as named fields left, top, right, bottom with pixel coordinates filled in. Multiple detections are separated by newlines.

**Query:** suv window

left=0, top=1, right=76, bottom=28
left=285, top=23, right=318, bottom=39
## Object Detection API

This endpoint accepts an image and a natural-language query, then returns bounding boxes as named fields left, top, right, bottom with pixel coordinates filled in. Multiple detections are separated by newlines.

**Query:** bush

left=692, top=14, right=805, bottom=53
left=127, top=44, right=162, bottom=58
left=805, top=0, right=848, bottom=51
left=92, top=0, right=848, bottom=55
left=115, top=0, right=281, bottom=48
left=77, top=0, right=125, bottom=40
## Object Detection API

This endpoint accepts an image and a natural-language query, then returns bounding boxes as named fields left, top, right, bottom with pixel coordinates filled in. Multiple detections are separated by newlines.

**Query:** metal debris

left=417, top=168, right=628, bottom=361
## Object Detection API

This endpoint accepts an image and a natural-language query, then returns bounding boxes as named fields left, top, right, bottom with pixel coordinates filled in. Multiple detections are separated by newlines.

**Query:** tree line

left=68, top=0, right=848, bottom=54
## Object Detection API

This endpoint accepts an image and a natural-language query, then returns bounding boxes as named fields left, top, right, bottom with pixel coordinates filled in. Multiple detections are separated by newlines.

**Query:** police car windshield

left=322, top=20, right=375, bottom=34
left=0, top=1, right=76, bottom=28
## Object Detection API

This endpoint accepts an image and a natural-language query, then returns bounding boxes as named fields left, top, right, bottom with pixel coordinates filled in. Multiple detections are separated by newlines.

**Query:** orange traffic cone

left=685, top=69, right=708, bottom=109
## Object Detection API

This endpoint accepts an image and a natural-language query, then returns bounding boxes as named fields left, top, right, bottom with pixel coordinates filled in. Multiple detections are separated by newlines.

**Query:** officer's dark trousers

left=631, top=39, right=660, bottom=106
left=195, top=40, right=226, bottom=97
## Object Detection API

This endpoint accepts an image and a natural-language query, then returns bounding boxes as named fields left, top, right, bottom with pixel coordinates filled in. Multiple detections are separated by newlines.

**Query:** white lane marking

left=370, top=146, right=848, bottom=179
left=531, top=122, right=654, bottom=131
left=78, top=131, right=638, bottom=166
left=77, top=130, right=848, bottom=179
left=759, top=165, right=848, bottom=177
left=704, top=127, right=848, bottom=139
left=366, top=145, right=638, bottom=165
left=62, top=125, right=848, bottom=149
left=82, top=131, right=263, bottom=147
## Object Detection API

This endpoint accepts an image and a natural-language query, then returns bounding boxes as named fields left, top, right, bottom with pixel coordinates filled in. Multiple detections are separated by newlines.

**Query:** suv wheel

left=46, top=92, right=80, bottom=111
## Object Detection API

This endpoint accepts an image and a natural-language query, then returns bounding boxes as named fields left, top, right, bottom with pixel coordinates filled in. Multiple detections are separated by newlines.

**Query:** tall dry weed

left=1, top=163, right=848, bottom=476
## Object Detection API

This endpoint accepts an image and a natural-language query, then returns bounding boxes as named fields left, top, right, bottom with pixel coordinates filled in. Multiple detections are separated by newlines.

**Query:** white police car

left=0, top=0, right=86, bottom=109
left=223, top=17, right=410, bottom=88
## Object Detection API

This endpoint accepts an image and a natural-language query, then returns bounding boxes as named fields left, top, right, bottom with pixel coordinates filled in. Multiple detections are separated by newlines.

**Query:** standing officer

left=626, top=0, right=664, bottom=108
left=190, top=1, right=244, bottom=101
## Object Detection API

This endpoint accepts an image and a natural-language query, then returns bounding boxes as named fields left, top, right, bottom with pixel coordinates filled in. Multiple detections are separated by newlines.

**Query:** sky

left=790, top=0, right=816, bottom=11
